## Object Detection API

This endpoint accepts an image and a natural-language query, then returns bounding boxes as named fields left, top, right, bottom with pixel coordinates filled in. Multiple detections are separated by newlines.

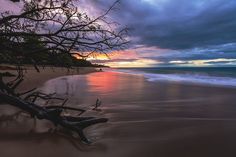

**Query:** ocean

left=112, top=67, right=236, bottom=88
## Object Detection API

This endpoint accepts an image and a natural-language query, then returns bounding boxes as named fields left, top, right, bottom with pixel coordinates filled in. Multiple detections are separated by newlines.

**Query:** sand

left=0, top=65, right=99, bottom=91
left=1, top=70, right=236, bottom=157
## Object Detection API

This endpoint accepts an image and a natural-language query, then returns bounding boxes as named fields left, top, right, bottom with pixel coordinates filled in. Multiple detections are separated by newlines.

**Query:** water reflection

left=40, top=71, right=236, bottom=119
left=85, top=72, right=146, bottom=103
left=86, top=72, right=120, bottom=93
left=41, top=72, right=146, bottom=104
left=42, top=76, right=87, bottom=96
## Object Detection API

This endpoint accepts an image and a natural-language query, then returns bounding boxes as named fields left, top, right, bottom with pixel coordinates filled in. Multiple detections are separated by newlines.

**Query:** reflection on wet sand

left=40, top=71, right=236, bottom=156
left=86, top=72, right=145, bottom=97
left=1, top=71, right=236, bottom=157
left=42, top=72, right=146, bottom=105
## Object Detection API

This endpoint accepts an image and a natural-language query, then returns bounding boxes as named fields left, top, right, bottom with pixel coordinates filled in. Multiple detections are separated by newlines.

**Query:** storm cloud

left=87, top=0, right=236, bottom=50
left=80, top=0, right=236, bottom=66
left=2, top=0, right=236, bottom=66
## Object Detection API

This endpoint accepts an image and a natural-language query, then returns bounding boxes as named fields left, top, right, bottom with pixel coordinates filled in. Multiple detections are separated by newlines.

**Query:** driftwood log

left=0, top=69, right=108, bottom=144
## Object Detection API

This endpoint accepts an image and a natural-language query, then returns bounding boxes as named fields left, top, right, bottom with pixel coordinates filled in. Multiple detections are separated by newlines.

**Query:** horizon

left=1, top=0, right=236, bottom=67
left=112, top=65, right=236, bottom=69
left=79, top=0, right=236, bottom=68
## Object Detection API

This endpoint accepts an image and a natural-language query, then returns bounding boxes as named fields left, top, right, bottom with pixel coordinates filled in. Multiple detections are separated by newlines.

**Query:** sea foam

left=111, top=68, right=236, bottom=88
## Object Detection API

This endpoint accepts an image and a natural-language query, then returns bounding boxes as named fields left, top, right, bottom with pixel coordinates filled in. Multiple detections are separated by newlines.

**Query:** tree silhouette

left=0, top=0, right=127, bottom=143
left=0, top=0, right=128, bottom=65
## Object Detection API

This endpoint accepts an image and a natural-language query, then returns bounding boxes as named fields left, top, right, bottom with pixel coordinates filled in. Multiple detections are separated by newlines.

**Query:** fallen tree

left=0, top=69, right=107, bottom=144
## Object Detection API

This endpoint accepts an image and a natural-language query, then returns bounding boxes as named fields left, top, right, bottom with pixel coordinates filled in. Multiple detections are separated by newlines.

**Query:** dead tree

left=0, top=69, right=108, bottom=144
left=0, top=0, right=128, bottom=143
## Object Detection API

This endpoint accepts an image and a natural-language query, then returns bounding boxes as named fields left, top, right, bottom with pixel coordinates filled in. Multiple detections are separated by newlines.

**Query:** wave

left=111, top=68, right=236, bottom=88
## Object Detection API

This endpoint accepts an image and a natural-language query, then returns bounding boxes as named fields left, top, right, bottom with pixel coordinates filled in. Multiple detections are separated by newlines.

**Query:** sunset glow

left=70, top=0, right=236, bottom=68
left=1, top=0, right=236, bottom=156
left=73, top=50, right=236, bottom=67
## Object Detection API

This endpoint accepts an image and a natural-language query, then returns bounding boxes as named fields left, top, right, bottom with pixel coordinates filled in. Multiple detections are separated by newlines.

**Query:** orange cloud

left=105, top=59, right=160, bottom=68
left=72, top=47, right=163, bottom=67
left=73, top=49, right=139, bottom=61
left=108, top=50, right=139, bottom=60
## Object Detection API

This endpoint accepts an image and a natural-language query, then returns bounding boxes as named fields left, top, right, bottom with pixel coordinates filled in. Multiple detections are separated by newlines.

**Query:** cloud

left=105, top=58, right=160, bottom=67
left=2, top=0, right=236, bottom=67
left=169, top=58, right=236, bottom=66
left=118, top=0, right=236, bottom=50
left=84, top=0, right=236, bottom=49
left=0, top=0, right=22, bottom=13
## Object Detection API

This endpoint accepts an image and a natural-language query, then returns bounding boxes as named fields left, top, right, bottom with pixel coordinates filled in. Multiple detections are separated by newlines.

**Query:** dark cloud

left=73, top=0, right=236, bottom=66
left=121, top=0, right=236, bottom=50
left=138, top=43, right=236, bottom=63
left=85, top=0, right=236, bottom=50
left=3, top=0, right=235, bottom=66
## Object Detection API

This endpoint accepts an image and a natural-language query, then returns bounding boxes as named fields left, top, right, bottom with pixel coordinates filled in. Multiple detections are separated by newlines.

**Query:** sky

left=80, top=0, right=236, bottom=67
left=1, top=0, right=236, bottom=67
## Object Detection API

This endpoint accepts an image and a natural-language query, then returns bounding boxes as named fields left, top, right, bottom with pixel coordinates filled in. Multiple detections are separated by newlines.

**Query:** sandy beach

left=1, top=69, right=236, bottom=157
left=0, top=65, right=99, bottom=91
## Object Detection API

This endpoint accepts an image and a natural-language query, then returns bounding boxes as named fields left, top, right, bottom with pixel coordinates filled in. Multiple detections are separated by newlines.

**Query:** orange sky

left=74, top=50, right=159, bottom=68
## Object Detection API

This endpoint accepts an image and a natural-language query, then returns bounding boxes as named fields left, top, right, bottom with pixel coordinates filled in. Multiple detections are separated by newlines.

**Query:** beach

left=0, top=65, right=99, bottom=91
left=1, top=69, right=236, bottom=157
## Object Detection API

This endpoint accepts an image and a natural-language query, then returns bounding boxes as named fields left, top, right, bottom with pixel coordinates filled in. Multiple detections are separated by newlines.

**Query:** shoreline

left=1, top=69, right=236, bottom=157
left=106, top=69, right=236, bottom=91
left=109, top=68, right=236, bottom=89
left=41, top=71, right=236, bottom=157
left=0, top=65, right=102, bottom=91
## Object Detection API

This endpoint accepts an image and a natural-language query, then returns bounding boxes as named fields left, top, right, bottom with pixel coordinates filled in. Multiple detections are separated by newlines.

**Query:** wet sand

left=0, top=65, right=99, bottom=91
left=1, top=71, right=236, bottom=157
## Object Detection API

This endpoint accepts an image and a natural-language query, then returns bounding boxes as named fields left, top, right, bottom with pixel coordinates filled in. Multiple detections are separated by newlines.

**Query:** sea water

left=113, top=67, right=236, bottom=88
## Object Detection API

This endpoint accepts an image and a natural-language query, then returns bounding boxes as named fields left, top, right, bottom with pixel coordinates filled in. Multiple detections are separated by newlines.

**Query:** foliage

left=0, top=0, right=128, bottom=68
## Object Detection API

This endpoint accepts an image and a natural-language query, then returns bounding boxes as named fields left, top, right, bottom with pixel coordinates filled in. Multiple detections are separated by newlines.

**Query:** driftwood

left=0, top=70, right=108, bottom=144
left=93, top=98, right=102, bottom=111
